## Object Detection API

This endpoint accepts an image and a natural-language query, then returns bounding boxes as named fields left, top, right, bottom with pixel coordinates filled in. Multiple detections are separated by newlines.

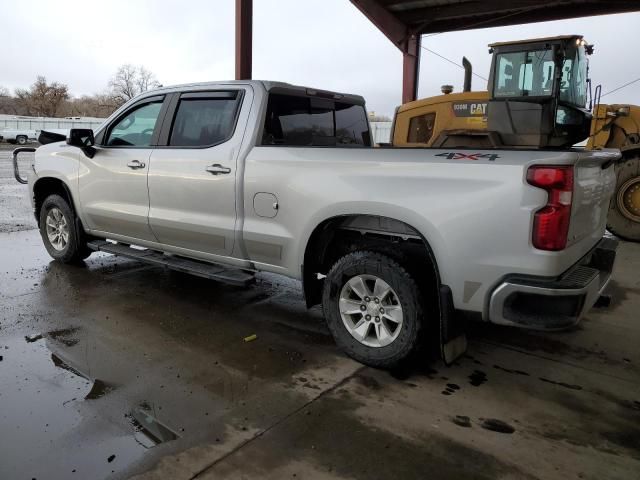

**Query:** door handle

left=205, top=164, right=231, bottom=175
left=127, top=160, right=146, bottom=169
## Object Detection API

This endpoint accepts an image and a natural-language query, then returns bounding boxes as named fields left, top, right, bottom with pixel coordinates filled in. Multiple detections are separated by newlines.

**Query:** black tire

left=607, top=155, right=640, bottom=242
left=322, top=251, right=425, bottom=368
left=39, top=194, right=92, bottom=263
left=16, top=135, right=27, bottom=145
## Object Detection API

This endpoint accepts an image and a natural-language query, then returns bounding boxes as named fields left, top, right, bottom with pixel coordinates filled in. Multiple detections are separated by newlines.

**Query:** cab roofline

left=130, top=80, right=365, bottom=106
left=489, top=34, right=584, bottom=48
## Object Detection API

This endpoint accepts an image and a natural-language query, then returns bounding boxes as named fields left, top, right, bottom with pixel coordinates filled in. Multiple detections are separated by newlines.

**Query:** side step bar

left=87, top=240, right=255, bottom=287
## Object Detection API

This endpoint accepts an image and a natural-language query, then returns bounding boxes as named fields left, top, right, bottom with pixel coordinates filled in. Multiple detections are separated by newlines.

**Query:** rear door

left=79, top=95, right=167, bottom=241
left=147, top=88, right=250, bottom=258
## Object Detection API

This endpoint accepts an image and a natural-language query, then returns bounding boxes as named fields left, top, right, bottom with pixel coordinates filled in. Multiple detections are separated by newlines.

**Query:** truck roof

left=145, top=80, right=366, bottom=105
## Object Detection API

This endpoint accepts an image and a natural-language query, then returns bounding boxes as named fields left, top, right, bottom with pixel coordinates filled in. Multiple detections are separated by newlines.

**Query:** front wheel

left=39, top=194, right=92, bottom=263
left=322, top=251, right=425, bottom=368
left=16, top=135, right=27, bottom=145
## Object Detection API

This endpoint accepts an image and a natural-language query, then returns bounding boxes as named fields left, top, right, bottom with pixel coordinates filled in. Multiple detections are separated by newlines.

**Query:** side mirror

left=67, top=128, right=96, bottom=158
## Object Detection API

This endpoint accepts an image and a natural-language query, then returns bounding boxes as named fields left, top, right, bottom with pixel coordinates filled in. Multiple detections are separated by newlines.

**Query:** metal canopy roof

left=233, top=1, right=640, bottom=104
left=349, top=0, right=640, bottom=102
left=375, top=0, right=640, bottom=34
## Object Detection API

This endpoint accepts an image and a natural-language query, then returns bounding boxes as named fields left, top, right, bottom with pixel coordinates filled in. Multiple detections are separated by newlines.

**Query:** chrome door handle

left=205, top=164, right=231, bottom=175
left=127, top=160, right=146, bottom=169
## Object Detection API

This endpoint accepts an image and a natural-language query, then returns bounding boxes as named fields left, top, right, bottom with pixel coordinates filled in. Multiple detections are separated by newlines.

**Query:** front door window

left=106, top=101, right=163, bottom=147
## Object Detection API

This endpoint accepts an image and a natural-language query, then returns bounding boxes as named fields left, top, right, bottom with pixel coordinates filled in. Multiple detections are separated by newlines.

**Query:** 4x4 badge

left=435, top=152, right=500, bottom=161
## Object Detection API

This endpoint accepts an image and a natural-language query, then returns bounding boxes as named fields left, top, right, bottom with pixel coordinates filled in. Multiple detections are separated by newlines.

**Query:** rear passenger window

left=262, top=93, right=371, bottom=147
left=335, top=103, right=370, bottom=146
left=169, top=92, right=240, bottom=147
left=407, top=113, right=436, bottom=143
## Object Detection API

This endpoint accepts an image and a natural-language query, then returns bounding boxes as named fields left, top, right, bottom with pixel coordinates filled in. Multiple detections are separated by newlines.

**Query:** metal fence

left=0, top=116, right=105, bottom=132
left=370, top=121, right=392, bottom=144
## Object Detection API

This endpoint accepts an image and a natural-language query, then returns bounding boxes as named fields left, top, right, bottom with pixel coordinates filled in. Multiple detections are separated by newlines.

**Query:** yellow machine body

left=393, top=91, right=489, bottom=147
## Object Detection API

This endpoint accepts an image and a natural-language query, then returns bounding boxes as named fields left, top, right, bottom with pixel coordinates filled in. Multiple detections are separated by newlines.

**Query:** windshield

left=494, top=49, right=554, bottom=98
left=559, top=45, right=588, bottom=107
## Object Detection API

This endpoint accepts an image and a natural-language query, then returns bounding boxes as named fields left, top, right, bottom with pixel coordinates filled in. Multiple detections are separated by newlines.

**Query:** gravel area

left=0, top=148, right=37, bottom=233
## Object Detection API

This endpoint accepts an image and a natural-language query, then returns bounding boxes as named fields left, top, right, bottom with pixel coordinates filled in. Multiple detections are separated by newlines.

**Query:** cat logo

left=452, top=102, right=488, bottom=117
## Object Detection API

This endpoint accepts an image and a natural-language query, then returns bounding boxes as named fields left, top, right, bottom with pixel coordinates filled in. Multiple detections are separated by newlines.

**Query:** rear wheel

left=322, top=251, right=425, bottom=368
left=607, top=154, right=640, bottom=242
left=39, top=194, right=92, bottom=263
left=16, top=135, right=27, bottom=145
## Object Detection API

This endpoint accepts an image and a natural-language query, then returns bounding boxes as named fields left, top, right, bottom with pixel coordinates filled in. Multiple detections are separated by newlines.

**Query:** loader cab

left=487, top=35, right=593, bottom=148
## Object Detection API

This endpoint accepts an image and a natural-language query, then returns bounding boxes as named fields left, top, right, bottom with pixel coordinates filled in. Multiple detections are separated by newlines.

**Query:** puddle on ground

left=468, top=370, right=488, bottom=386
left=539, top=377, right=583, bottom=391
left=442, top=383, right=461, bottom=396
left=452, top=415, right=472, bottom=428
left=481, top=418, right=516, bottom=434
left=0, top=334, right=172, bottom=479
left=47, top=326, right=81, bottom=346
left=128, top=405, right=180, bottom=448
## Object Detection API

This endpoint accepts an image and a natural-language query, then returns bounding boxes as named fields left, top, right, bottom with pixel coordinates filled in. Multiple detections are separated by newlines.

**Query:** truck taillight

left=526, top=165, right=574, bottom=251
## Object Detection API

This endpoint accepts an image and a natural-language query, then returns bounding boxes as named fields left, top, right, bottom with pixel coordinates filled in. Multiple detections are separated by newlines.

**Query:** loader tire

left=607, top=154, right=640, bottom=242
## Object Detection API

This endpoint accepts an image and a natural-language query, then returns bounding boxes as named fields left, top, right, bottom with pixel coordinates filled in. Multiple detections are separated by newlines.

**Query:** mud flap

left=439, top=285, right=467, bottom=365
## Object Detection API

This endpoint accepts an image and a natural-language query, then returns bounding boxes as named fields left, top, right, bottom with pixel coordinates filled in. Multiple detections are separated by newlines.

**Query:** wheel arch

left=32, top=176, right=78, bottom=227
left=620, top=144, right=640, bottom=157
left=301, top=214, right=442, bottom=308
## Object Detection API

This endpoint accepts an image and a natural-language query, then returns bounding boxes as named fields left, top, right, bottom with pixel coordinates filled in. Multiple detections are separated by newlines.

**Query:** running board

left=87, top=240, right=255, bottom=287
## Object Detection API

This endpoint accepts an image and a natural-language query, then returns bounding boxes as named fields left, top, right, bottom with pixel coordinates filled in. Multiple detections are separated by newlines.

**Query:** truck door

left=147, top=88, right=250, bottom=258
left=79, top=95, right=166, bottom=241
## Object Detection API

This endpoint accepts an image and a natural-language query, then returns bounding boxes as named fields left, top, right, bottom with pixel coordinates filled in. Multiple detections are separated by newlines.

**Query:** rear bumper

left=488, top=236, right=618, bottom=330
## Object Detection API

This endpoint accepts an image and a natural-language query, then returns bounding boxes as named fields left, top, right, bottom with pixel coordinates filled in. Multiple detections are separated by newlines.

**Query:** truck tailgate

left=568, top=149, right=619, bottom=248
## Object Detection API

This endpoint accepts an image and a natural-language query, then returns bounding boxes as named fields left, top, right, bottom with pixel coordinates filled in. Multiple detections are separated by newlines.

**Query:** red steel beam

left=350, top=0, right=407, bottom=47
left=402, top=33, right=421, bottom=104
left=235, top=0, right=253, bottom=80
left=350, top=0, right=421, bottom=102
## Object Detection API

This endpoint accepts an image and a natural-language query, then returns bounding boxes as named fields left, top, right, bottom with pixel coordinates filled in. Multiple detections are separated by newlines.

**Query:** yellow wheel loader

left=392, top=35, right=640, bottom=241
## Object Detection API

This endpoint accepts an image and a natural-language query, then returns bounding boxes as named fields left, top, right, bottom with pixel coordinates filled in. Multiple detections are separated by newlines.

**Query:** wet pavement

left=0, top=147, right=37, bottom=232
left=1, top=151, right=639, bottom=479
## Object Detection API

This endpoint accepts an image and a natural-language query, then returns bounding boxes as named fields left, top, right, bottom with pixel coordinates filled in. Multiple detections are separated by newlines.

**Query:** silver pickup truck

left=21, top=80, right=618, bottom=367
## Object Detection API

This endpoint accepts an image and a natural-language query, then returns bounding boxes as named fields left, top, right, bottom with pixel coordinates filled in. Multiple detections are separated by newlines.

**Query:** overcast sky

left=1, top=0, right=639, bottom=116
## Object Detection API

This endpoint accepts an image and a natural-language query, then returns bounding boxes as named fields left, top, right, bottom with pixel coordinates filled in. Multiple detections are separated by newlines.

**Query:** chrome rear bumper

left=488, top=236, right=618, bottom=330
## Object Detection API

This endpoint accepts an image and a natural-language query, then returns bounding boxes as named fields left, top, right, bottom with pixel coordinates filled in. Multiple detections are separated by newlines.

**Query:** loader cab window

left=494, top=49, right=554, bottom=98
left=559, top=45, right=588, bottom=108
left=407, top=113, right=436, bottom=143
left=262, top=93, right=371, bottom=147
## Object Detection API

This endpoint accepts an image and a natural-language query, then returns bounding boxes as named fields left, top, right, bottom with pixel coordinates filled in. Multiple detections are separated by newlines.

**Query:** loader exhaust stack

left=462, top=56, right=472, bottom=92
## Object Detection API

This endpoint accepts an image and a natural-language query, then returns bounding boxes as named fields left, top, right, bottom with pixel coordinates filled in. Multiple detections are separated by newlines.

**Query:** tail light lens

left=526, top=165, right=574, bottom=251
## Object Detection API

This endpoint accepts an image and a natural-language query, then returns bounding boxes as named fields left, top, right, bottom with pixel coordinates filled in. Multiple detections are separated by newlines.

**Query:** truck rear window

left=262, top=93, right=371, bottom=147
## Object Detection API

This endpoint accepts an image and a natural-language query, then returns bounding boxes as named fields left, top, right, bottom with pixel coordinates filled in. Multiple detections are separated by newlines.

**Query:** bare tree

left=59, top=93, right=119, bottom=118
left=108, top=65, right=160, bottom=107
left=15, top=76, right=69, bottom=117
left=0, top=86, right=21, bottom=115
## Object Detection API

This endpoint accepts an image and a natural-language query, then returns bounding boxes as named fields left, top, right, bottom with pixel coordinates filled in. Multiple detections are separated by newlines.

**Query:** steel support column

left=350, top=0, right=421, bottom=103
left=401, top=34, right=421, bottom=104
left=235, top=0, right=253, bottom=80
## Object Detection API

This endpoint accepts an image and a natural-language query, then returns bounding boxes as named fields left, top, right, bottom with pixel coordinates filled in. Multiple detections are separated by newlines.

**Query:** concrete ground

left=1, top=149, right=638, bottom=480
